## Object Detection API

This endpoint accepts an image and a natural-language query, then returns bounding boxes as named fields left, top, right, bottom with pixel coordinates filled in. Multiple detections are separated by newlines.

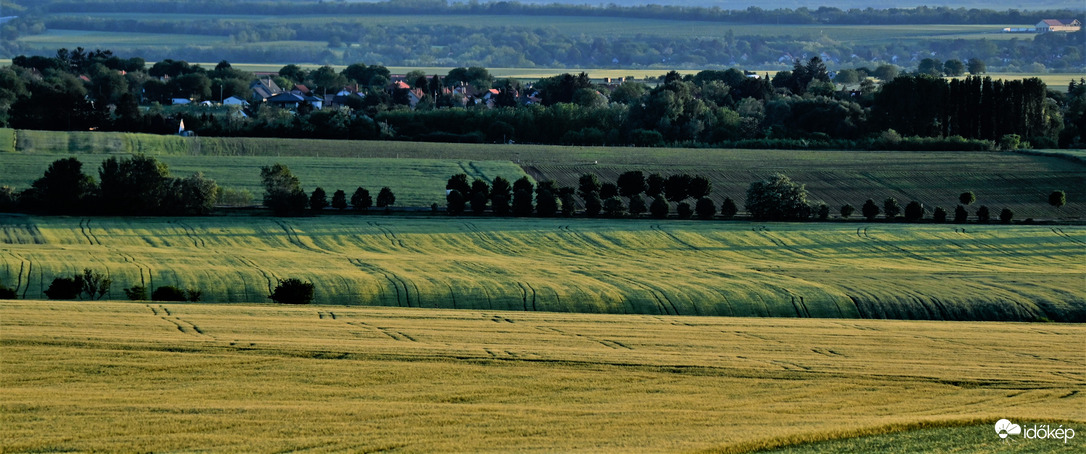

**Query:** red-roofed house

left=1036, top=19, right=1081, bottom=33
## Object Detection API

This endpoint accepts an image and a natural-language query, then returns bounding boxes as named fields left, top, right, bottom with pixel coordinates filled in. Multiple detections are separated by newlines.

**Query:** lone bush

left=152, top=285, right=189, bottom=301
left=862, top=199, right=880, bottom=220
left=45, top=277, right=82, bottom=300
left=125, top=285, right=148, bottom=301
left=270, top=278, right=315, bottom=305
left=1049, top=190, right=1066, bottom=210
left=959, top=191, right=976, bottom=206
left=0, top=281, right=16, bottom=299
left=840, top=204, right=855, bottom=219
left=744, top=174, right=811, bottom=221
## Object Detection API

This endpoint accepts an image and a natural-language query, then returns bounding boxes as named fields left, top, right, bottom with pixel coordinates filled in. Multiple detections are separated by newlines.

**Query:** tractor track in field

left=274, top=220, right=329, bottom=254
left=175, top=221, right=206, bottom=248
left=367, top=221, right=408, bottom=250
left=348, top=259, right=414, bottom=307
left=148, top=304, right=210, bottom=338
left=1051, top=227, right=1085, bottom=246
left=78, top=218, right=100, bottom=245
left=651, top=224, right=702, bottom=252
left=237, top=256, right=275, bottom=295
left=6, top=252, right=30, bottom=297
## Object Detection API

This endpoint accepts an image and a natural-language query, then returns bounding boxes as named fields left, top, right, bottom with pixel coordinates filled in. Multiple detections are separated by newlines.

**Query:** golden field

left=1, top=301, right=1083, bottom=452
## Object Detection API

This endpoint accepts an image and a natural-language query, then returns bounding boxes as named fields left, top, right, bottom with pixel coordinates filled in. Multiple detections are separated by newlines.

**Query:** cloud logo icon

left=995, top=419, right=1022, bottom=439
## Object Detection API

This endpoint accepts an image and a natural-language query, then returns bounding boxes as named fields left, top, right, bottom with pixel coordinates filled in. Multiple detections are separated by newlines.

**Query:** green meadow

left=0, top=216, right=1081, bottom=321
left=1, top=301, right=1082, bottom=452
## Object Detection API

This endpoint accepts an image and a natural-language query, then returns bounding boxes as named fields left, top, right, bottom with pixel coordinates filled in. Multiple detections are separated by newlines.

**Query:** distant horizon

left=441, top=0, right=1085, bottom=11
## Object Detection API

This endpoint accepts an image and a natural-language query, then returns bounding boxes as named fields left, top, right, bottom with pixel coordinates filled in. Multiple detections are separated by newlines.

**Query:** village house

left=1036, top=19, right=1082, bottom=33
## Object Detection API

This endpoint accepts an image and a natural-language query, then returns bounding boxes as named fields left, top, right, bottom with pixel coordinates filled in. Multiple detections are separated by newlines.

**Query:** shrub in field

left=446, top=190, right=465, bottom=215
left=309, top=187, right=329, bottom=213
left=331, top=190, right=348, bottom=210
left=840, top=204, right=855, bottom=219
left=45, top=277, right=82, bottom=300
left=676, top=202, right=693, bottom=219
left=125, top=285, right=148, bottom=301
left=629, top=194, right=647, bottom=217
left=535, top=181, right=560, bottom=217
left=22, top=157, right=97, bottom=215
left=650, top=196, right=669, bottom=219
left=954, top=205, right=968, bottom=223
left=695, top=197, right=716, bottom=220
left=270, top=278, right=315, bottom=305
left=862, top=199, right=880, bottom=220
left=883, top=197, right=901, bottom=219
left=816, top=203, right=829, bottom=220
left=446, top=174, right=471, bottom=196
left=976, top=205, right=991, bottom=223
left=959, top=191, right=976, bottom=206
left=646, top=173, right=665, bottom=197
left=583, top=191, right=602, bottom=217
left=933, top=207, right=948, bottom=223
left=152, top=286, right=189, bottom=302
left=1049, top=190, right=1066, bottom=210
left=721, top=197, right=738, bottom=219
left=602, top=196, right=626, bottom=217
left=217, top=187, right=254, bottom=207
left=351, top=187, right=372, bottom=212
left=904, top=201, right=925, bottom=222
left=0, top=281, right=16, bottom=299
left=745, top=174, right=811, bottom=221
left=186, top=289, right=203, bottom=302
left=665, top=174, right=692, bottom=203
left=1000, top=208, right=1014, bottom=223
left=600, top=182, right=619, bottom=200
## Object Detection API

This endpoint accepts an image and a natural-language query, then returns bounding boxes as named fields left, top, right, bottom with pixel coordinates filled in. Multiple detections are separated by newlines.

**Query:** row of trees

left=0, top=156, right=217, bottom=216
left=260, top=163, right=396, bottom=217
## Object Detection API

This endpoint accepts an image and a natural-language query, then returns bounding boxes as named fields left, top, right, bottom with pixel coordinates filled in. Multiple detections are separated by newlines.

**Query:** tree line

left=6, top=49, right=1082, bottom=148
left=443, top=172, right=1067, bottom=224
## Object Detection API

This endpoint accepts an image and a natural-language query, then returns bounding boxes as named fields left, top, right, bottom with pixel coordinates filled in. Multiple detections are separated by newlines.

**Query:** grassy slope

left=5, top=128, right=1084, bottom=219
left=1, top=301, right=1082, bottom=452
left=0, top=216, right=1081, bottom=321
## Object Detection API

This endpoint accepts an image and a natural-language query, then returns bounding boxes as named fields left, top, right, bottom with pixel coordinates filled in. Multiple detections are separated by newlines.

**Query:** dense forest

left=2, top=48, right=1083, bottom=149
left=2, top=1, right=1083, bottom=71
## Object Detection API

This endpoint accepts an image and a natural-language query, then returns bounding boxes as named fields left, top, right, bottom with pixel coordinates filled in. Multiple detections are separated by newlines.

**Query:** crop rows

left=0, top=216, right=1081, bottom=321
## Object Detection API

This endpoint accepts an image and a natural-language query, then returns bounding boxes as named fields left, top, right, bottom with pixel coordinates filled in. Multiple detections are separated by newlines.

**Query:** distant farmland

left=3, top=128, right=1083, bottom=220
left=0, top=216, right=1081, bottom=321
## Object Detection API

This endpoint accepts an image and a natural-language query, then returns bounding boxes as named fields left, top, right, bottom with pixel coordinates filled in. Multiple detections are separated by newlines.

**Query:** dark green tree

left=512, top=177, right=534, bottom=217
left=45, top=276, right=83, bottom=300
left=577, top=174, right=601, bottom=199
left=904, top=201, right=925, bottom=221
left=535, top=181, right=560, bottom=217
left=883, top=197, right=901, bottom=219
left=959, top=191, right=976, bottom=206
left=967, top=58, right=986, bottom=75
left=376, top=187, right=395, bottom=209
left=24, top=157, right=97, bottom=214
left=1049, top=190, right=1066, bottom=210
left=676, top=202, right=693, bottom=219
left=933, top=207, right=948, bottom=223
left=664, top=174, right=692, bottom=203
left=976, top=205, right=990, bottom=223
left=628, top=194, right=647, bottom=217
left=840, top=204, right=855, bottom=219
left=646, top=173, right=666, bottom=197
left=491, top=176, right=512, bottom=216
left=616, top=171, right=646, bottom=198
left=954, top=205, right=969, bottom=223
left=331, top=189, right=348, bottom=210
left=310, top=187, right=329, bottom=213
left=351, top=187, right=372, bottom=212
left=745, top=174, right=811, bottom=221
left=650, top=196, right=669, bottom=219
left=261, top=163, right=307, bottom=216
left=583, top=191, right=602, bottom=217
left=816, top=203, right=830, bottom=221
left=688, top=176, right=712, bottom=200
left=695, top=197, right=716, bottom=220
left=862, top=199, right=880, bottom=220
left=602, top=196, right=626, bottom=217
left=999, top=208, right=1014, bottom=224
left=721, top=197, right=738, bottom=219
left=446, top=189, right=466, bottom=215
left=446, top=173, right=471, bottom=197
left=600, top=182, right=619, bottom=200
left=943, top=59, right=965, bottom=77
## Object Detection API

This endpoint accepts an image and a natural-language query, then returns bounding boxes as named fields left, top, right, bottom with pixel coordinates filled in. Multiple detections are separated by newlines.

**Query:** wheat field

left=0, top=216, right=1082, bottom=321
left=1, top=300, right=1082, bottom=452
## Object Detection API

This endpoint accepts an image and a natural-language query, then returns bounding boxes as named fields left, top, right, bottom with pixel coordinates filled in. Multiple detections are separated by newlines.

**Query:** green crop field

left=1, top=301, right=1082, bottom=452
left=4, top=128, right=1083, bottom=220
left=15, top=28, right=228, bottom=48
left=0, top=216, right=1081, bottom=321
